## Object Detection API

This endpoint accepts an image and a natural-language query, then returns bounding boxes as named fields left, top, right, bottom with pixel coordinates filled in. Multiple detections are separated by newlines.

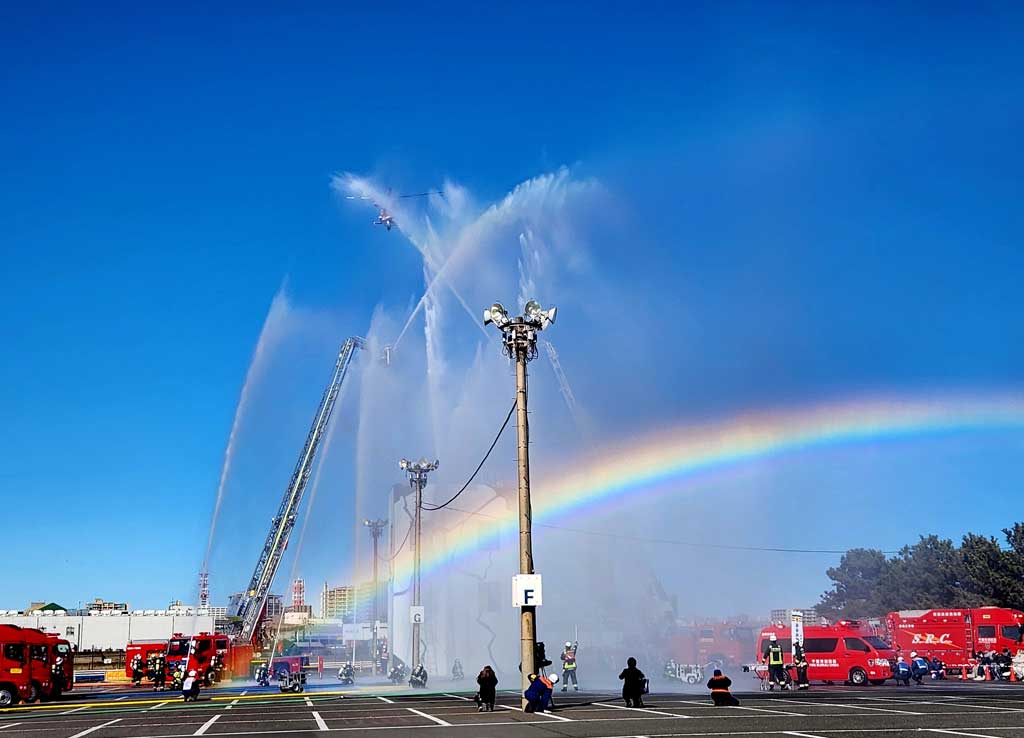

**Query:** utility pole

left=484, top=299, right=556, bottom=707
left=400, top=458, right=438, bottom=670
left=364, top=518, right=388, bottom=674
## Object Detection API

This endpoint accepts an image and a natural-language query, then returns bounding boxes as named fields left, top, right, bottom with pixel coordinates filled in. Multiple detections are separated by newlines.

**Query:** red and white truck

left=884, top=607, right=1024, bottom=673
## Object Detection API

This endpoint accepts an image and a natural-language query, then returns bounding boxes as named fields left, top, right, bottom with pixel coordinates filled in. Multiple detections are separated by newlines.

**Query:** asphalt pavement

left=4, top=680, right=1024, bottom=737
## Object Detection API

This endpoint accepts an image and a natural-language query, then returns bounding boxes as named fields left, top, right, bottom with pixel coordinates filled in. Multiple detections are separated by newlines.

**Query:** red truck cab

left=0, top=624, right=68, bottom=705
left=126, top=640, right=169, bottom=682
left=758, top=621, right=896, bottom=686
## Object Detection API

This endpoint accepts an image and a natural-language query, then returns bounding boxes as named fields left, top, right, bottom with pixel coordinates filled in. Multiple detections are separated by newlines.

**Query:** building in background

left=88, top=598, right=129, bottom=613
left=770, top=607, right=820, bottom=625
left=320, top=584, right=354, bottom=620
left=292, top=578, right=306, bottom=609
left=265, top=594, right=284, bottom=620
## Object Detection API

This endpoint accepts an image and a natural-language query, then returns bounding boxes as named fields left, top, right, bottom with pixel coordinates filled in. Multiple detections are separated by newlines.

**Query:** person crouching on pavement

left=182, top=670, right=201, bottom=702
left=707, top=669, right=740, bottom=706
left=894, top=656, right=912, bottom=686
left=524, top=672, right=558, bottom=712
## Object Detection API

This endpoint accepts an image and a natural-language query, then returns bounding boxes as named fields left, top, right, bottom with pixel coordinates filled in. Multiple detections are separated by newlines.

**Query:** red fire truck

left=667, top=621, right=758, bottom=668
left=125, top=640, right=169, bottom=682
left=884, top=607, right=1024, bottom=673
left=164, top=633, right=253, bottom=684
left=0, top=624, right=73, bottom=705
left=757, top=621, right=896, bottom=686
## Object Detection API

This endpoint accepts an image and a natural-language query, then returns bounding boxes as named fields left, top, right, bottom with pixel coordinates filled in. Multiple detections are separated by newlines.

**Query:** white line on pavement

left=194, top=714, right=221, bottom=736
left=497, top=704, right=574, bottom=722
left=444, top=693, right=473, bottom=701
left=304, top=697, right=314, bottom=707
left=376, top=696, right=394, bottom=704
left=592, top=702, right=688, bottom=718
left=114, top=696, right=129, bottom=701
left=728, top=705, right=806, bottom=717
left=784, top=699, right=923, bottom=715
left=311, top=711, right=329, bottom=731
left=0, top=724, right=21, bottom=731
left=147, top=701, right=169, bottom=711
left=406, top=707, right=451, bottom=726
left=927, top=730, right=1002, bottom=738
left=68, top=719, right=122, bottom=738
left=226, top=699, right=240, bottom=709
left=785, top=732, right=830, bottom=738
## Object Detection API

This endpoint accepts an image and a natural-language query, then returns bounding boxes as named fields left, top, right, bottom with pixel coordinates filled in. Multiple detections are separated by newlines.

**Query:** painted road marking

left=114, top=696, right=129, bottom=701
left=61, top=706, right=90, bottom=715
left=311, top=711, right=329, bottom=731
left=194, top=714, right=221, bottom=735
left=498, top=704, right=574, bottom=722
left=785, top=699, right=923, bottom=715
left=593, top=701, right=688, bottom=717
left=0, top=724, right=21, bottom=731
left=68, top=719, right=121, bottom=738
left=147, top=701, right=169, bottom=711
left=304, top=697, right=314, bottom=707
left=927, top=731, right=1002, bottom=738
left=406, top=707, right=451, bottom=726
left=785, top=732, right=830, bottom=738
left=444, top=693, right=473, bottom=701
left=376, top=696, right=394, bottom=704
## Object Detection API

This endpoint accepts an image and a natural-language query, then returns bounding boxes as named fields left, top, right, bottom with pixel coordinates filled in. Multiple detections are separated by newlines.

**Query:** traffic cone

left=961, top=666, right=968, bottom=681
left=1011, top=667, right=1017, bottom=683
left=986, top=665, right=993, bottom=681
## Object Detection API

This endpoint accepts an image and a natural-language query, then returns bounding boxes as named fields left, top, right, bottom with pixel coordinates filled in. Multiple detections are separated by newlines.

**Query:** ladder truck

left=233, top=336, right=365, bottom=646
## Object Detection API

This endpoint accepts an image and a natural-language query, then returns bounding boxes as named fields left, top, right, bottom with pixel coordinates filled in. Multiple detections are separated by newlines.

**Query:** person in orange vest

left=707, top=669, right=739, bottom=706
left=524, top=672, right=559, bottom=712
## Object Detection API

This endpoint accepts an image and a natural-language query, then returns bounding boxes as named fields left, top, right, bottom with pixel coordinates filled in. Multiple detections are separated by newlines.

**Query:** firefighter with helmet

left=130, top=654, right=144, bottom=686
left=51, top=656, right=67, bottom=694
left=764, top=634, right=786, bottom=690
left=561, top=641, right=579, bottom=692
left=910, top=651, right=929, bottom=685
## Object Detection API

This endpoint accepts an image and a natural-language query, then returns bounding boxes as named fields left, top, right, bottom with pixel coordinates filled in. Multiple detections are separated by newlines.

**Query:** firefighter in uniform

left=51, top=657, right=67, bottom=695
left=131, top=654, right=144, bottom=686
left=152, top=656, right=167, bottom=691
left=764, top=634, right=786, bottom=690
left=793, top=642, right=810, bottom=690
left=560, top=642, right=579, bottom=692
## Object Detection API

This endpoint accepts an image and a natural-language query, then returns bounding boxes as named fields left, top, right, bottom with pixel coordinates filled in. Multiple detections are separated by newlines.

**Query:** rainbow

left=392, top=392, right=1024, bottom=582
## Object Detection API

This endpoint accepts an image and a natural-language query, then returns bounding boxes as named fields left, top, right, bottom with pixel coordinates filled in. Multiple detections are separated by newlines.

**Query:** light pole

left=400, top=457, right=439, bottom=670
left=483, top=299, right=556, bottom=707
left=364, top=518, right=388, bottom=674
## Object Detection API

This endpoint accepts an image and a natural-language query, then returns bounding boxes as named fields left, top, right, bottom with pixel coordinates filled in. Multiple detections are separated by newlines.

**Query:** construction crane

left=234, top=336, right=365, bottom=645
left=540, top=339, right=579, bottom=426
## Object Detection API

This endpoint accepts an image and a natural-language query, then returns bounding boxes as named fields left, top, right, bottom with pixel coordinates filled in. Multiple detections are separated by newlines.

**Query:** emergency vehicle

left=0, top=624, right=72, bottom=705
left=757, top=621, right=896, bottom=686
left=25, top=629, right=73, bottom=699
left=668, top=621, right=758, bottom=668
left=127, top=633, right=254, bottom=684
left=884, top=608, right=1024, bottom=673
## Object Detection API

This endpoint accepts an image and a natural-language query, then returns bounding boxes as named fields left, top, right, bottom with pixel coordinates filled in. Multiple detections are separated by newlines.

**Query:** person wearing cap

left=707, top=669, right=740, bottom=706
left=560, top=641, right=579, bottom=692
left=763, top=634, right=786, bottom=690
left=910, top=652, right=929, bottom=685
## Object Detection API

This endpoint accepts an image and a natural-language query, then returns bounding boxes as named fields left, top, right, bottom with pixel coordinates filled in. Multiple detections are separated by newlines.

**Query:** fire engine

left=757, top=620, right=896, bottom=686
left=667, top=621, right=758, bottom=668
left=884, top=607, right=1024, bottom=673
left=0, top=624, right=74, bottom=705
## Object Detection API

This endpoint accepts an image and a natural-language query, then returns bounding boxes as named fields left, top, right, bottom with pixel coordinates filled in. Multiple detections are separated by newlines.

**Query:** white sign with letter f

left=513, top=574, right=543, bottom=607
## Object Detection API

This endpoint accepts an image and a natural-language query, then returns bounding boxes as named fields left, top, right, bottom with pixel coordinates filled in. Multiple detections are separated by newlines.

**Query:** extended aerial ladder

left=540, top=339, right=579, bottom=426
left=234, top=336, right=365, bottom=645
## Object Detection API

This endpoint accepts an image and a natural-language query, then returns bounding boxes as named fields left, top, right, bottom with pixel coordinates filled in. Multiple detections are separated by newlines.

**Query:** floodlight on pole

left=483, top=298, right=556, bottom=708
left=400, top=456, right=438, bottom=669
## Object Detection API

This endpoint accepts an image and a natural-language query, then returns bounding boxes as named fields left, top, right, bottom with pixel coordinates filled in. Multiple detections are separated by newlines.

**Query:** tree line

left=817, top=523, right=1024, bottom=620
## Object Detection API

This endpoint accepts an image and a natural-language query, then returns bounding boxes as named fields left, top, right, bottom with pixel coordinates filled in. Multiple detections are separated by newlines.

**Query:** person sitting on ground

left=707, top=669, right=740, bottom=706
left=619, top=657, right=646, bottom=708
left=475, top=665, right=498, bottom=712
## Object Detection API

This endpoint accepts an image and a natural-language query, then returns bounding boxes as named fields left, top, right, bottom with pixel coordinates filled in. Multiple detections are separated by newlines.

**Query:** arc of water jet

left=393, top=253, right=491, bottom=351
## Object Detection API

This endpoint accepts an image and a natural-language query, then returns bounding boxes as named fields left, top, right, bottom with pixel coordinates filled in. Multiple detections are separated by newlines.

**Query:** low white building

left=0, top=612, right=215, bottom=650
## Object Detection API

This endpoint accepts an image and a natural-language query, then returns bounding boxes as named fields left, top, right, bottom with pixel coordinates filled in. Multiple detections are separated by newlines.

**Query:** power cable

left=420, top=401, right=516, bottom=511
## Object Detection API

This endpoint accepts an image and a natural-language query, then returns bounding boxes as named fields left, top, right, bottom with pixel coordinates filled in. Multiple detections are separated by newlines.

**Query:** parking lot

left=4, top=682, right=1024, bottom=737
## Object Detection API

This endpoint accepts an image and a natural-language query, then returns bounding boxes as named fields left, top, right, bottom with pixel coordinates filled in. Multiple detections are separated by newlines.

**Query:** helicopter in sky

left=346, top=190, right=442, bottom=232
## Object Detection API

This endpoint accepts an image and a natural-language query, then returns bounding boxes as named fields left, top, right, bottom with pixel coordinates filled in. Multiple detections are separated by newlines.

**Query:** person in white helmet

left=909, top=651, right=929, bottom=685
left=182, top=670, right=201, bottom=702
left=763, top=634, right=786, bottom=690
left=560, top=641, right=579, bottom=692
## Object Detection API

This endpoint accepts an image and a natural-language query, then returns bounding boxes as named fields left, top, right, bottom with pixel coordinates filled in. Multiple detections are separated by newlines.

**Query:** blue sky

left=2, top=3, right=1023, bottom=611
